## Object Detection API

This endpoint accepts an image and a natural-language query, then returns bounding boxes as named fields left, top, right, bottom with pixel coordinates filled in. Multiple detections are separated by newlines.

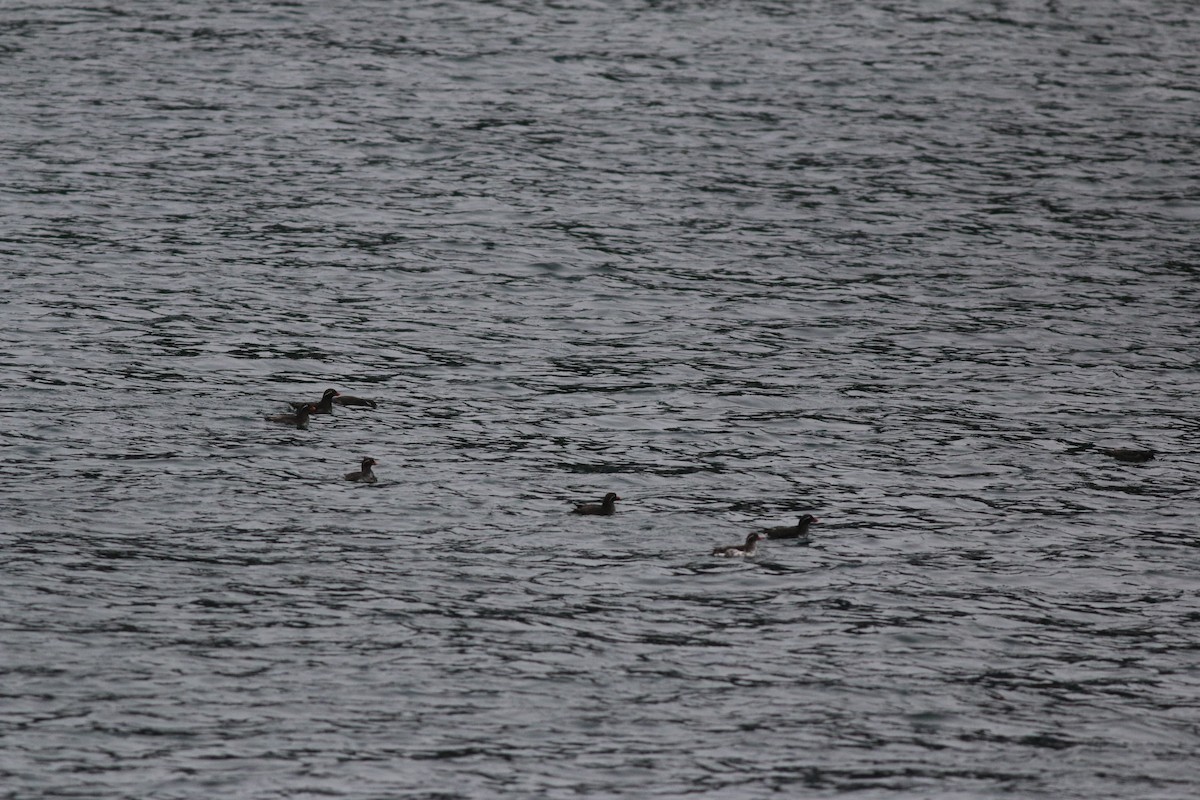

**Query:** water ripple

left=3, top=1, right=1200, bottom=798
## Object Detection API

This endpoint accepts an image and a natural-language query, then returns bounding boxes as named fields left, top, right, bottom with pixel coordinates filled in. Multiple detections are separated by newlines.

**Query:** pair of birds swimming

left=572, top=492, right=819, bottom=557
left=264, top=388, right=380, bottom=484
left=710, top=514, right=819, bottom=557
left=265, top=388, right=378, bottom=429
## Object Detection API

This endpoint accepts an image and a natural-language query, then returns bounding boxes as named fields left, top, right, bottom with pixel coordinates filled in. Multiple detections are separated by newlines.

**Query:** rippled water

left=2, top=1, right=1199, bottom=798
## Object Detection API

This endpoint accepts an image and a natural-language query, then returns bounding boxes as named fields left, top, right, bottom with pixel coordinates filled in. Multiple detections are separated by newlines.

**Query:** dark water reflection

left=3, top=1, right=1200, bottom=798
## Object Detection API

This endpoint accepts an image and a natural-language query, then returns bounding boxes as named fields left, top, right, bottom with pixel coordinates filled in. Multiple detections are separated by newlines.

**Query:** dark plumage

left=712, top=532, right=765, bottom=558
left=1098, top=447, right=1155, bottom=463
left=344, top=457, right=378, bottom=483
left=762, top=514, right=819, bottom=540
left=571, top=492, right=621, bottom=516
left=334, top=394, right=377, bottom=408
left=289, top=388, right=339, bottom=414
left=265, top=404, right=316, bottom=429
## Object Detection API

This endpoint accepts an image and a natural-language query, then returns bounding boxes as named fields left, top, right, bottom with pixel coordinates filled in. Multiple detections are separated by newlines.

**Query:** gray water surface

left=2, top=2, right=1199, bottom=798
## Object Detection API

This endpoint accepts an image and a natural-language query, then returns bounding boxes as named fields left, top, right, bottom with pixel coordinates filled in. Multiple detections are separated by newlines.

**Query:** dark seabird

left=572, top=492, right=621, bottom=516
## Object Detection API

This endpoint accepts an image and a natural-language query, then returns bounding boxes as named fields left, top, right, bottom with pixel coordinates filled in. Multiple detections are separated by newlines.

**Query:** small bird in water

left=712, top=532, right=765, bottom=558
left=344, top=457, right=378, bottom=483
left=334, top=393, right=377, bottom=408
left=1098, top=446, right=1155, bottom=463
left=571, top=492, right=621, bottom=516
left=289, top=388, right=339, bottom=414
left=762, top=514, right=820, bottom=540
left=265, top=404, right=316, bottom=429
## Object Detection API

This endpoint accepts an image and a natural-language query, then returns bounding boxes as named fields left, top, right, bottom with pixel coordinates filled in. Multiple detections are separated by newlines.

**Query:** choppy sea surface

left=2, top=1, right=1199, bottom=798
